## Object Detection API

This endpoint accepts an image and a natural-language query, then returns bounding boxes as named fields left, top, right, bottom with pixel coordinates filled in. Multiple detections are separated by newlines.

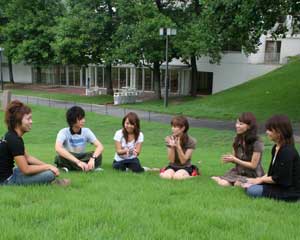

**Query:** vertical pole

left=0, top=50, right=3, bottom=91
left=164, top=35, right=169, bottom=108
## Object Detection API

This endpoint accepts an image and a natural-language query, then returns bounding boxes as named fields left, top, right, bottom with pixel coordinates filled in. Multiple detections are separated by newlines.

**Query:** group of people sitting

left=0, top=100, right=300, bottom=202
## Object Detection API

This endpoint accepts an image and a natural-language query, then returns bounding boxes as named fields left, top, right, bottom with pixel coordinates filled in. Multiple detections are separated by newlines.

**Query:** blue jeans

left=112, top=158, right=144, bottom=173
left=4, top=168, right=55, bottom=185
left=246, top=184, right=264, bottom=198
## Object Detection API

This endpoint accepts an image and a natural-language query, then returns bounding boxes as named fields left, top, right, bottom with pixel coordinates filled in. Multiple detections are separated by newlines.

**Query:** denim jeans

left=246, top=184, right=264, bottom=198
left=112, top=158, right=144, bottom=173
left=4, top=168, right=55, bottom=185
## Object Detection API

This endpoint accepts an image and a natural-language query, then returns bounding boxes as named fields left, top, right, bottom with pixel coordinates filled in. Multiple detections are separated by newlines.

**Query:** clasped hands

left=165, top=135, right=180, bottom=148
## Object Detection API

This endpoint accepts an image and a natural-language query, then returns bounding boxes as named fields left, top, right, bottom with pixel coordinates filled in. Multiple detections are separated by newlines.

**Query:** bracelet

left=91, top=155, right=97, bottom=159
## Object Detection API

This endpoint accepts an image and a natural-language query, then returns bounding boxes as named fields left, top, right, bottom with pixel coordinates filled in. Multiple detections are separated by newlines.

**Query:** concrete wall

left=3, top=63, right=32, bottom=84
left=280, top=38, right=300, bottom=63
left=197, top=52, right=280, bottom=94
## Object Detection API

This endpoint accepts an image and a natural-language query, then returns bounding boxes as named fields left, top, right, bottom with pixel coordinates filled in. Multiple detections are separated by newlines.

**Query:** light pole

left=0, top=47, right=4, bottom=91
left=160, top=28, right=176, bottom=108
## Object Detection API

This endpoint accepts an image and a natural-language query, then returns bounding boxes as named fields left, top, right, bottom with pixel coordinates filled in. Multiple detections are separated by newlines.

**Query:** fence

left=0, top=93, right=177, bottom=125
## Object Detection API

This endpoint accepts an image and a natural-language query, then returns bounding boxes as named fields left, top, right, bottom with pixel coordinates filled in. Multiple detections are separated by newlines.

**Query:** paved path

left=2, top=93, right=300, bottom=138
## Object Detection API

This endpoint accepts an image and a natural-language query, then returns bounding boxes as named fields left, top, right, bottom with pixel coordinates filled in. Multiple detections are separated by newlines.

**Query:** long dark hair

left=233, top=112, right=258, bottom=157
left=122, top=112, right=140, bottom=142
left=265, top=114, right=294, bottom=146
left=5, top=100, right=32, bottom=131
left=171, top=116, right=189, bottom=149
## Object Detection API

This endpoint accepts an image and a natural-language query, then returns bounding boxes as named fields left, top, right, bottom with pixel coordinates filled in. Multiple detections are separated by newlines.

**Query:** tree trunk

left=105, top=64, right=113, bottom=95
left=8, top=58, right=14, bottom=83
left=36, top=66, right=42, bottom=83
left=153, top=61, right=162, bottom=99
left=190, top=55, right=198, bottom=97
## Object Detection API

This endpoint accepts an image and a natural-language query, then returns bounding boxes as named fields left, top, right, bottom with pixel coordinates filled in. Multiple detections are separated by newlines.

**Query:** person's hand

left=221, top=154, right=236, bottom=163
left=77, top=161, right=89, bottom=172
left=87, top=158, right=95, bottom=171
left=48, top=165, right=60, bottom=176
left=247, top=177, right=263, bottom=185
left=133, top=147, right=139, bottom=157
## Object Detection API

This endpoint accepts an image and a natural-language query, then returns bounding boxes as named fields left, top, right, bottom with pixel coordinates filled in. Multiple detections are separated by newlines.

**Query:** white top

left=56, top=127, right=97, bottom=153
left=113, top=129, right=144, bottom=161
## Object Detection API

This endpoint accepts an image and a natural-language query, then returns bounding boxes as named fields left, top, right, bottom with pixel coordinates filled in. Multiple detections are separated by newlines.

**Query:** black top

left=264, top=144, right=300, bottom=198
left=0, top=131, right=25, bottom=182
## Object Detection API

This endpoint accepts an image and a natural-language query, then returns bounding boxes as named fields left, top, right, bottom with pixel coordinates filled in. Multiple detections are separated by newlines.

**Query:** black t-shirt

left=0, top=130, right=25, bottom=182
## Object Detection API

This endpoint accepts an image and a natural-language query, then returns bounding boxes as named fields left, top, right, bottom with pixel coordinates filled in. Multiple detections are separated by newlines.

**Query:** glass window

left=120, top=68, right=126, bottom=88
left=136, top=68, right=143, bottom=90
left=97, top=66, right=104, bottom=87
left=112, top=67, right=118, bottom=89
left=170, top=69, right=179, bottom=92
left=75, top=66, right=81, bottom=86
left=144, top=68, right=152, bottom=91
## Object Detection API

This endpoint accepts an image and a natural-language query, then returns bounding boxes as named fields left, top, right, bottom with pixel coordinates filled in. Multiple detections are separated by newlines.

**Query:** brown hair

left=5, top=100, right=32, bottom=131
left=265, top=114, right=294, bottom=145
left=171, top=116, right=189, bottom=148
left=233, top=112, right=258, bottom=157
left=122, top=112, right=140, bottom=142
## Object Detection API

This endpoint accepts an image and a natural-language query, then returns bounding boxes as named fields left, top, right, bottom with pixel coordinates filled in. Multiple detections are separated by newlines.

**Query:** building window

left=265, top=40, right=281, bottom=63
left=97, top=66, right=104, bottom=87
left=144, top=68, right=152, bottom=91
left=136, top=68, right=143, bottom=90
left=196, top=71, right=213, bottom=95
left=119, top=68, right=127, bottom=88
left=112, top=67, right=118, bottom=89
left=170, top=69, right=179, bottom=93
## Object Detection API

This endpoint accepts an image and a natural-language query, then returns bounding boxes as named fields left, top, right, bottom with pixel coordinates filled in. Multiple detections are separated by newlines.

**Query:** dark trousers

left=55, top=152, right=102, bottom=171
left=112, top=158, right=144, bottom=173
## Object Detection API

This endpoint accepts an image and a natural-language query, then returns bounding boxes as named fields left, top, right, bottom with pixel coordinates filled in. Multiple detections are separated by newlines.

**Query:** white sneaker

left=61, top=167, right=69, bottom=173
left=94, top=167, right=104, bottom=172
left=143, top=166, right=160, bottom=172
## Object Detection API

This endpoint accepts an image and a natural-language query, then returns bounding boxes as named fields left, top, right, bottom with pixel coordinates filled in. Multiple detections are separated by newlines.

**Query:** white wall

left=3, top=63, right=32, bottom=83
left=197, top=52, right=280, bottom=94
left=280, top=38, right=300, bottom=63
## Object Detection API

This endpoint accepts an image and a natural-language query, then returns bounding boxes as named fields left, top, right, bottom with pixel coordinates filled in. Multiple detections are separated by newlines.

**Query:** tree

left=0, top=0, right=14, bottom=83
left=113, top=0, right=175, bottom=99
left=1, top=0, right=65, bottom=82
left=53, top=0, right=119, bottom=95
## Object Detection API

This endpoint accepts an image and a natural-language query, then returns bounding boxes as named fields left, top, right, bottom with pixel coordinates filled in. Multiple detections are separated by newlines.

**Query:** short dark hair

left=5, top=100, right=32, bottom=131
left=265, top=114, right=294, bottom=145
left=66, top=106, right=85, bottom=127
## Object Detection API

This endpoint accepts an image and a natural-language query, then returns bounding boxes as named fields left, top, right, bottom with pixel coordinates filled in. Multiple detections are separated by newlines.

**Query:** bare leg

left=173, top=169, right=192, bottom=180
left=160, top=169, right=175, bottom=179
left=211, top=176, right=231, bottom=186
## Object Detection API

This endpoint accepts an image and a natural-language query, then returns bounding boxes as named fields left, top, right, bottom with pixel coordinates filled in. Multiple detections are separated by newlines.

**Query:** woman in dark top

left=245, top=115, right=300, bottom=201
left=160, top=116, right=199, bottom=180
left=211, top=112, right=264, bottom=186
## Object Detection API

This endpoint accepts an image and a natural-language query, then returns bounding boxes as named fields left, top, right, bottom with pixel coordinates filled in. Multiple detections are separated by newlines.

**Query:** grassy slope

left=0, top=106, right=300, bottom=239
left=124, top=57, right=300, bottom=121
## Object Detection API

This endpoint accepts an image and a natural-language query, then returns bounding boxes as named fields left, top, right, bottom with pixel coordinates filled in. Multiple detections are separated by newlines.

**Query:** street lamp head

left=159, top=28, right=177, bottom=36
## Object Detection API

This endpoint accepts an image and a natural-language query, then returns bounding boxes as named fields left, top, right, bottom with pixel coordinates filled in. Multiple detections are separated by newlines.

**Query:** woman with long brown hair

left=113, top=112, right=153, bottom=172
left=160, top=116, right=199, bottom=180
left=245, top=115, right=300, bottom=201
left=211, top=112, right=264, bottom=186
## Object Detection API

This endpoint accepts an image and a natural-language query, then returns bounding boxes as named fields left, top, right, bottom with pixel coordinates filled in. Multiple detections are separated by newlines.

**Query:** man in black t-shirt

left=0, top=100, right=70, bottom=186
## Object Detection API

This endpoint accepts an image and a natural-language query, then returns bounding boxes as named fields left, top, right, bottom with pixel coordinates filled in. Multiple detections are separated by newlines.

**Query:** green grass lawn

left=0, top=106, right=300, bottom=240
left=8, top=89, right=114, bottom=105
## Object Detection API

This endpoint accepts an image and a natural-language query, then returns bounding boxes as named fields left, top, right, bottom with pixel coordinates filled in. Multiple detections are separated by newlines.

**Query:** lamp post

left=159, top=28, right=176, bottom=108
left=0, top=47, right=4, bottom=91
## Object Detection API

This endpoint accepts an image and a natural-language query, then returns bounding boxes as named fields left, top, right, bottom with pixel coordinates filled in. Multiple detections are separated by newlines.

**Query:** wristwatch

left=91, top=155, right=97, bottom=159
